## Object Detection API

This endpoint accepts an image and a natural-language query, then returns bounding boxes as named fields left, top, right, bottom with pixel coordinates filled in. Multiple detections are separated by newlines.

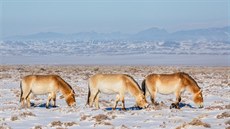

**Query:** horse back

left=21, top=75, right=60, bottom=95
left=89, top=74, right=132, bottom=94
left=145, top=73, right=185, bottom=94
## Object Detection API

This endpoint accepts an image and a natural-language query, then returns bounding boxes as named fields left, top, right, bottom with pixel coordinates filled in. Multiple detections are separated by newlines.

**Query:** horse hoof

left=170, top=103, right=179, bottom=109
left=154, top=102, right=159, bottom=106
left=122, top=108, right=126, bottom=111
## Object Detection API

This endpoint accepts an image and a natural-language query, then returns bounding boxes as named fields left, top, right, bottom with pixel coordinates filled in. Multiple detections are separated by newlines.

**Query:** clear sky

left=0, top=0, right=229, bottom=38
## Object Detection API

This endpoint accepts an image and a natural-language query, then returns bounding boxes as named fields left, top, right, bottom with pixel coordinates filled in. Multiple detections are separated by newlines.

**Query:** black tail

left=141, top=79, right=146, bottom=96
left=19, top=81, right=23, bottom=102
left=86, top=85, right=91, bottom=105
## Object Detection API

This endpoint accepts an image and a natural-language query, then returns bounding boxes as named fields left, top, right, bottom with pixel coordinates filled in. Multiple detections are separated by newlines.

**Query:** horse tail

left=86, top=85, right=91, bottom=105
left=141, top=79, right=146, bottom=96
left=19, top=81, right=23, bottom=102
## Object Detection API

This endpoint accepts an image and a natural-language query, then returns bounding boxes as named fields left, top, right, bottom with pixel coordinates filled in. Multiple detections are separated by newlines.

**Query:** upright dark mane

left=56, top=76, right=75, bottom=93
left=180, top=72, right=201, bottom=89
left=124, top=74, right=142, bottom=90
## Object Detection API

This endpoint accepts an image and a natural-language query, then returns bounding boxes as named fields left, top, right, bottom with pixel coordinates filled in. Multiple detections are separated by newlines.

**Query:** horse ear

left=141, top=91, right=144, bottom=95
left=198, top=89, right=202, bottom=94
left=71, top=90, right=75, bottom=95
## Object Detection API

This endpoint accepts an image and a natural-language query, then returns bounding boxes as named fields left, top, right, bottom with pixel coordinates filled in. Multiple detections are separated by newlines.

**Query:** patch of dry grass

left=217, top=112, right=230, bottom=119
left=93, top=114, right=110, bottom=122
left=175, top=118, right=211, bottom=129
left=50, top=120, right=78, bottom=128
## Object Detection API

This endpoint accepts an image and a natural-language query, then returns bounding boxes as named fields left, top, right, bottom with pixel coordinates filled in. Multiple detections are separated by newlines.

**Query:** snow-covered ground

left=1, top=55, right=229, bottom=66
left=0, top=65, right=229, bottom=129
left=0, top=40, right=229, bottom=56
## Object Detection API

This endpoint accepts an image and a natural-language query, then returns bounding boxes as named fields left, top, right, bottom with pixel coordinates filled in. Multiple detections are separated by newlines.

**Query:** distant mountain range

left=3, top=26, right=230, bottom=41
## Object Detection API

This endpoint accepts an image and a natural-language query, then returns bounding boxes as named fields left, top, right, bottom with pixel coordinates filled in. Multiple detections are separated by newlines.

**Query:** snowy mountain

left=169, top=26, right=230, bottom=41
left=3, top=26, right=230, bottom=41
left=1, top=26, right=229, bottom=56
left=0, top=40, right=229, bottom=56
left=130, top=27, right=169, bottom=41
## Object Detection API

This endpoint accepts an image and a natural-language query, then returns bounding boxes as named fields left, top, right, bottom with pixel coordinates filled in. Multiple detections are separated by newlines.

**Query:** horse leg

left=150, top=89, right=158, bottom=105
left=20, top=93, right=25, bottom=108
left=24, top=90, right=32, bottom=108
left=113, top=94, right=120, bottom=110
left=51, top=93, right=56, bottom=107
left=26, top=95, right=31, bottom=108
left=20, top=91, right=25, bottom=108
left=170, top=91, right=181, bottom=109
left=22, top=89, right=31, bottom=108
left=94, top=92, right=100, bottom=109
left=89, top=89, right=98, bottom=108
left=120, top=94, right=126, bottom=110
left=21, top=98, right=25, bottom=108
left=46, top=93, right=52, bottom=109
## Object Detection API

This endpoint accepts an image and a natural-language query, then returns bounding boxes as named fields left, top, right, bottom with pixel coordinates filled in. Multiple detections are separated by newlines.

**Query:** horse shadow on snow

left=30, top=102, right=59, bottom=109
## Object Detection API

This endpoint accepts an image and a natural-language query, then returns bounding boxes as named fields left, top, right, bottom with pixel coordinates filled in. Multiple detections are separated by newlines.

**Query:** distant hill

left=169, top=26, right=230, bottom=41
left=130, top=27, right=169, bottom=41
left=3, top=26, right=230, bottom=41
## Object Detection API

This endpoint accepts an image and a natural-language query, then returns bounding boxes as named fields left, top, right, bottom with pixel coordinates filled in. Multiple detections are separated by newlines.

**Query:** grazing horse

left=20, top=75, right=76, bottom=108
left=142, top=72, right=203, bottom=109
left=87, top=74, right=149, bottom=110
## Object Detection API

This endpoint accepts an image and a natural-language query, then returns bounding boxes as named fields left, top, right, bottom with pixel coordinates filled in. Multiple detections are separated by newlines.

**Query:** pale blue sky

left=0, top=0, right=229, bottom=38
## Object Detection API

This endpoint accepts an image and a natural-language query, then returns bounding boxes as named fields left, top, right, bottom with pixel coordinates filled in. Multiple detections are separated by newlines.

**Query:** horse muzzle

left=69, top=102, right=76, bottom=107
left=199, top=105, right=204, bottom=108
left=141, top=103, right=149, bottom=109
left=198, top=103, right=204, bottom=108
left=145, top=104, right=150, bottom=108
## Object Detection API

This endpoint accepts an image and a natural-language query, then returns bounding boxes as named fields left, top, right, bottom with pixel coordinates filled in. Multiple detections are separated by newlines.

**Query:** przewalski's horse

left=87, top=74, right=148, bottom=110
left=20, top=75, right=76, bottom=108
left=142, top=72, right=203, bottom=109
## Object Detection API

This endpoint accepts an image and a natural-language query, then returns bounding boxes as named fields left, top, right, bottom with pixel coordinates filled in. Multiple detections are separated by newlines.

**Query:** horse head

left=66, top=90, right=76, bottom=107
left=193, top=89, right=203, bottom=108
left=136, top=93, right=149, bottom=108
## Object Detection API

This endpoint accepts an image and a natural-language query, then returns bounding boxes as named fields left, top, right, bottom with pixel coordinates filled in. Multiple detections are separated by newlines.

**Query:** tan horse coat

left=142, top=72, right=203, bottom=108
left=87, top=74, right=148, bottom=110
left=20, top=75, right=76, bottom=108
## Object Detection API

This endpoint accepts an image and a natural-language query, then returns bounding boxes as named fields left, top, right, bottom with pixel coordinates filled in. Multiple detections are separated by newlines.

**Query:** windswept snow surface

left=1, top=40, right=229, bottom=66
left=0, top=40, right=229, bottom=56
left=0, top=55, right=229, bottom=66
left=0, top=65, right=229, bottom=129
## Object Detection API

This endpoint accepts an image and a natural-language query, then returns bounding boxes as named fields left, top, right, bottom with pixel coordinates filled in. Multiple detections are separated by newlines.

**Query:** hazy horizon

left=1, top=0, right=229, bottom=38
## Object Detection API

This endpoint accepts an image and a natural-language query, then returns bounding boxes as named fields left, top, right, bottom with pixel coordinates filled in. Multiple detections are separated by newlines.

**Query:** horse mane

left=180, top=72, right=201, bottom=91
left=124, top=74, right=142, bottom=91
left=56, top=75, right=75, bottom=94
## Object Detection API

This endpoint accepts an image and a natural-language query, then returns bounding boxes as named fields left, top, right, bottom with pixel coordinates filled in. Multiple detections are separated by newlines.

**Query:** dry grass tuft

left=50, top=121, right=78, bottom=128
left=33, top=125, right=42, bottom=129
left=20, top=111, right=36, bottom=117
left=93, top=114, right=110, bottom=122
left=80, top=114, right=91, bottom=121
left=225, top=120, right=230, bottom=125
left=0, top=123, right=11, bottom=129
left=189, top=118, right=211, bottom=128
left=217, top=112, right=230, bottom=119
left=63, top=122, right=78, bottom=127
left=0, top=74, right=11, bottom=80
left=175, top=118, right=211, bottom=129
left=50, top=121, right=63, bottom=127
left=10, top=116, right=19, bottom=121
left=225, top=104, right=230, bottom=109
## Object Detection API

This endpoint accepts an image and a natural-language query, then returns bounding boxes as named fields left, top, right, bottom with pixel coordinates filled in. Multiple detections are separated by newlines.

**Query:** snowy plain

left=0, top=39, right=229, bottom=128
left=1, top=40, right=229, bottom=56
left=1, top=40, right=229, bottom=66
left=0, top=65, right=229, bottom=129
